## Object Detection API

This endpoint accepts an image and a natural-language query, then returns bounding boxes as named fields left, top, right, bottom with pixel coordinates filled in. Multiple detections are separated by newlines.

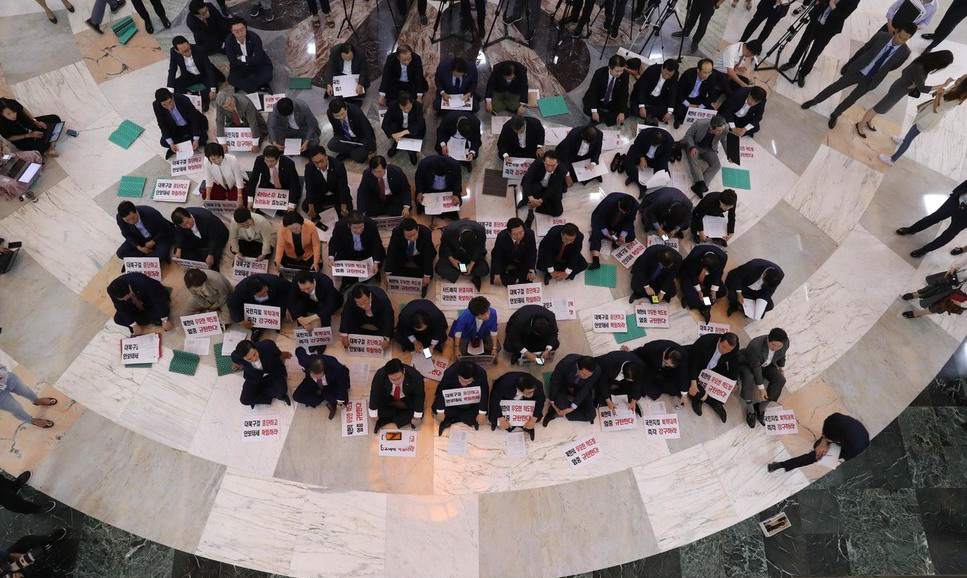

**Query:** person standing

left=924, top=0, right=967, bottom=51
left=779, top=0, right=860, bottom=87
left=897, top=180, right=967, bottom=257
left=0, top=366, right=56, bottom=430
left=880, top=75, right=967, bottom=166
left=672, top=0, right=724, bottom=53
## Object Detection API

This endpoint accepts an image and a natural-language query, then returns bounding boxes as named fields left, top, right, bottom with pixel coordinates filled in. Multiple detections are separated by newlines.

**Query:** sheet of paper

left=183, top=336, right=211, bottom=356
left=572, top=160, right=608, bottom=183
left=447, top=136, right=469, bottom=161
left=544, top=126, right=571, bottom=146
left=447, top=429, right=469, bottom=456
left=221, top=330, right=246, bottom=353
left=441, top=93, right=472, bottom=111
left=332, top=74, right=360, bottom=98
left=397, top=137, right=423, bottom=152
left=174, top=140, right=193, bottom=160
left=703, top=215, right=728, bottom=239
left=283, top=138, right=301, bottom=156
left=742, top=298, right=768, bottom=320
left=817, top=442, right=842, bottom=468
left=505, top=431, right=527, bottom=458
left=246, top=92, right=263, bottom=111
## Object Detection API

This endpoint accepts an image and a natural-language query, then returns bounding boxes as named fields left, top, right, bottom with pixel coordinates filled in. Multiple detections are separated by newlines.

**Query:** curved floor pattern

left=0, top=0, right=965, bottom=576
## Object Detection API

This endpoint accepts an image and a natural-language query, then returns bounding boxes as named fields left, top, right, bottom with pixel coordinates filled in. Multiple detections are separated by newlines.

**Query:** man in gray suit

left=802, top=22, right=915, bottom=129
left=680, top=115, right=727, bottom=197
left=737, top=328, right=789, bottom=428
left=267, top=97, right=321, bottom=157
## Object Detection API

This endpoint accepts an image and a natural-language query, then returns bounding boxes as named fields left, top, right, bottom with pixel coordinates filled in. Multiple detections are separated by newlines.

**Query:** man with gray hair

left=681, top=115, right=727, bottom=197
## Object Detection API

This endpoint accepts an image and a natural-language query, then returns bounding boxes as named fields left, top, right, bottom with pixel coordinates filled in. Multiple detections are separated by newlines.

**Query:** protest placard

left=563, top=435, right=601, bottom=468
left=441, top=93, right=472, bottom=111
left=642, top=413, right=681, bottom=439
left=635, top=303, right=670, bottom=328
left=346, top=334, right=386, bottom=357
left=263, top=93, right=286, bottom=112
left=342, top=399, right=369, bottom=437
left=253, top=187, right=290, bottom=212
left=612, top=239, right=646, bottom=269
left=232, top=255, right=270, bottom=281
left=502, top=157, right=530, bottom=180
left=500, top=400, right=536, bottom=427
left=122, top=257, right=161, bottom=281
left=152, top=178, right=190, bottom=202
left=223, top=127, right=255, bottom=152
left=572, top=160, right=609, bottom=183
left=684, top=106, right=717, bottom=124
left=763, top=406, right=799, bottom=436
left=534, top=214, right=567, bottom=236
left=599, top=406, right=637, bottom=431
left=699, top=369, right=736, bottom=403
left=387, top=275, right=423, bottom=295
left=413, top=354, right=449, bottom=381
left=170, top=153, right=204, bottom=177
left=202, top=199, right=238, bottom=214
left=378, top=430, right=418, bottom=457
left=479, top=219, right=508, bottom=239
left=438, top=282, right=477, bottom=310
left=442, top=386, right=482, bottom=407
left=507, top=282, right=545, bottom=309
left=422, top=192, right=461, bottom=215
left=331, top=258, right=374, bottom=279
left=332, top=74, right=360, bottom=97
left=698, top=322, right=731, bottom=336
left=181, top=311, right=222, bottom=338
left=543, top=298, right=576, bottom=320
left=171, top=256, right=209, bottom=269
left=120, top=333, right=160, bottom=365
left=241, top=415, right=281, bottom=442
left=294, top=327, right=333, bottom=348
left=592, top=312, right=628, bottom=333
left=243, top=303, right=282, bottom=330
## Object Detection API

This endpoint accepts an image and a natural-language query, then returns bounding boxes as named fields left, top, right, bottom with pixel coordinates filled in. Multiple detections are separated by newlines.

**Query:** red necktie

left=231, top=110, right=242, bottom=126
left=378, top=177, right=387, bottom=201
left=392, top=382, right=402, bottom=401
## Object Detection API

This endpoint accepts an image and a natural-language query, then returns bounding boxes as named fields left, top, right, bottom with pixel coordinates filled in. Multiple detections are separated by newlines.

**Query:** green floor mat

left=584, top=264, right=617, bottom=288
left=168, top=349, right=201, bottom=376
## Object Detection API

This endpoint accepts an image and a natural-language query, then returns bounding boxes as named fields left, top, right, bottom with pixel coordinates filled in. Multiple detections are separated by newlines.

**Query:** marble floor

left=1, top=0, right=966, bottom=575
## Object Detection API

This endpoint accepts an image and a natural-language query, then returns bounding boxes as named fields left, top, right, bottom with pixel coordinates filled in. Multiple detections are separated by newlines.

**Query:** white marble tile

left=905, top=124, right=967, bottom=182
left=0, top=177, right=119, bottom=293
left=0, top=0, right=45, bottom=16
left=385, top=494, right=479, bottom=578
left=578, top=296, right=701, bottom=355
left=196, top=470, right=307, bottom=575
left=774, top=54, right=843, bottom=118
left=11, top=61, right=113, bottom=130
left=786, top=145, right=884, bottom=243
left=99, top=59, right=169, bottom=126
left=722, top=137, right=799, bottom=242
left=632, top=443, right=741, bottom=550
left=188, top=374, right=295, bottom=477
left=289, top=489, right=387, bottom=578
left=0, top=347, right=21, bottom=370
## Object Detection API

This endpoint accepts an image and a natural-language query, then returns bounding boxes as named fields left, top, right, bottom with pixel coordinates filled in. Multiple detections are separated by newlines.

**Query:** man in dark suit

left=288, top=269, right=343, bottom=333
left=897, top=180, right=967, bottom=257
left=741, top=0, right=793, bottom=46
left=737, top=328, right=788, bottom=428
left=639, top=186, right=693, bottom=237
left=327, top=98, right=376, bottom=163
left=231, top=339, right=292, bottom=408
left=436, top=219, right=489, bottom=289
left=537, top=223, right=588, bottom=285
left=519, top=152, right=567, bottom=226
left=385, top=218, right=436, bottom=296
left=718, top=86, right=767, bottom=137
left=267, top=97, right=321, bottom=155
left=780, top=0, right=860, bottom=86
left=488, top=372, right=544, bottom=438
left=369, top=359, right=425, bottom=432
left=170, top=206, right=229, bottom=269
left=435, top=112, right=481, bottom=171
left=504, top=304, right=559, bottom=364
left=623, top=127, right=675, bottom=195
left=725, top=259, right=784, bottom=318
left=224, top=18, right=273, bottom=93
left=681, top=115, right=728, bottom=196
left=293, top=346, right=350, bottom=418
left=434, top=57, right=478, bottom=112
left=357, top=156, right=412, bottom=217
left=107, top=272, right=172, bottom=334
left=498, top=116, right=545, bottom=159
left=153, top=88, right=209, bottom=159
left=115, top=202, right=175, bottom=261
left=339, top=285, right=394, bottom=348
left=433, top=361, right=490, bottom=435
left=597, top=350, right=645, bottom=415
left=673, top=59, right=719, bottom=128
left=394, top=298, right=447, bottom=352
left=381, top=92, right=426, bottom=164
left=555, top=125, right=603, bottom=186
left=672, top=0, right=724, bottom=52
left=328, top=212, right=385, bottom=289
left=414, top=155, right=463, bottom=220
left=378, top=45, right=428, bottom=106
left=803, top=23, right=915, bottom=128
left=630, top=244, right=681, bottom=304
left=589, top=192, right=638, bottom=270
left=167, top=37, right=223, bottom=112
left=325, top=43, right=370, bottom=104
left=228, top=273, right=290, bottom=338
left=304, top=145, right=352, bottom=221
left=769, top=412, right=870, bottom=472
left=245, top=145, right=302, bottom=209
left=686, top=332, right=739, bottom=421
left=485, top=61, right=530, bottom=115
left=491, top=217, right=537, bottom=287
left=544, top=354, right=600, bottom=426
left=582, top=55, right=630, bottom=126
left=690, top=188, right=736, bottom=244
left=678, top=245, right=728, bottom=323
left=633, top=340, right=689, bottom=400
left=632, top=60, right=679, bottom=124
left=187, top=0, right=229, bottom=55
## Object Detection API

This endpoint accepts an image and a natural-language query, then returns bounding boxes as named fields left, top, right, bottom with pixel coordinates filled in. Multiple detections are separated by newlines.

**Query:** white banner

left=378, top=430, right=418, bottom=457
left=170, top=153, right=204, bottom=177
left=253, top=187, right=289, bottom=212
left=442, top=386, right=481, bottom=407
left=422, top=192, right=460, bottom=215
left=120, top=333, right=160, bottom=365
left=763, top=406, right=799, bottom=436
left=346, top=334, right=386, bottom=357
left=507, top=282, right=545, bottom=309
left=241, top=415, right=281, bottom=442
left=599, top=407, right=637, bottom=432
left=153, top=178, right=190, bottom=202
left=387, top=275, right=423, bottom=295
left=294, top=326, right=332, bottom=348
left=232, top=255, right=269, bottom=281
left=342, top=399, right=369, bottom=437
left=635, top=303, right=670, bottom=328
left=438, top=282, right=477, bottom=310
left=223, top=127, right=255, bottom=152
left=123, top=257, right=161, bottom=281
left=181, top=311, right=222, bottom=338
left=243, top=303, right=282, bottom=330
left=331, top=258, right=374, bottom=279
left=592, top=312, right=628, bottom=333
left=642, top=413, right=681, bottom=439
left=699, top=369, right=736, bottom=404
left=502, top=157, right=530, bottom=180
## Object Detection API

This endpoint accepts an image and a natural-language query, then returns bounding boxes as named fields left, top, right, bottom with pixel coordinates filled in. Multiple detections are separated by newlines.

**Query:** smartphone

left=7, top=242, right=22, bottom=249
left=702, top=296, right=712, bottom=306
left=422, top=347, right=432, bottom=359
left=535, top=356, right=545, bottom=366
left=459, top=263, right=468, bottom=273
left=651, top=296, right=660, bottom=304
left=661, top=234, right=669, bottom=242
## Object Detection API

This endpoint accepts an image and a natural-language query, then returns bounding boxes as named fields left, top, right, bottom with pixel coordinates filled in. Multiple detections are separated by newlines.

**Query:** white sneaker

left=892, top=135, right=903, bottom=145
left=879, top=153, right=895, bottom=166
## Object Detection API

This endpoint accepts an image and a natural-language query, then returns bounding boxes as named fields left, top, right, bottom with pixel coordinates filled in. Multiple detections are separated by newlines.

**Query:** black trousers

left=493, top=263, right=531, bottom=285
left=786, top=20, right=837, bottom=78
left=460, top=0, right=486, bottom=32
left=778, top=439, right=823, bottom=470
left=131, top=0, right=167, bottom=23
left=0, top=476, right=45, bottom=515
left=682, top=0, right=717, bottom=45
left=237, top=238, right=265, bottom=258
left=307, top=0, right=332, bottom=14
left=926, top=1, right=967, bottom=52
left=740, top=0, right=788, bottom=43
left=172, top=68, right=225, bottom=111
left=240, top=374, right=287, bottom=406
left=907, top=196, right=967, bottom=255
left=375, top=404, right=415, bottom=429
left=440, top=406, right=479, bottom=427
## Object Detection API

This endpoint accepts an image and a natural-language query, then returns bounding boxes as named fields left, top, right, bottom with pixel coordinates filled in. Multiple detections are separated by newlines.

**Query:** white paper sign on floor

left=599, top=406, right=637, bottom=431
left=442, top=386, right=481, bottom=407
left=592, top=312, right=628, bottom=333
left=438, top=282, right=477, bottom=310
left=643, top=413, right=681, bottom=439
left=263, top=93, right=286, bottom=112
left=223, top=127, right=255, bottom=152
left=232, top=255, right=269, bottom=280
left=507, top=282, right=544, bottom=309
left=241, top=415, right=281, bottom=442
left=500, top=400, right=536, bottom=427
left=346, top=334, right=386, bottom=357
left=413, top=354, right=449, bottom=381
left=253, top=187, right=289, bottom=212
left=378, top=430, right=418, bottom=457
left=699, top=369, right=736, bottom=403
left=698, top=322, right=731, bottom=336
left=342, top=399, right=369, bottom=437
left=684, top=106, right=717, bottom=124
left=543, top=298, right=576, bottom=320
left=120, top=333, right=160, bottom=365
left=422, top=192, right=461, bottom=215
left=153, top=178, right=191, bottom=202
left=171, top=256, right=209, bottom=270
left=635, top=303, right=670, bottom=328
left=572, top=161, right=608, bottom=183
left=331, top=258, right=374, bottom=279
left=447, top=429, right=469, bottom=456
left=294, top=326, right=332, bottom=348
left=387, top=275, right=423, bottom=295
left=181, top=311, right=222, bottom=338
left=505, top=431, right=527, bottom=458
left=123, top=257, right=161, bottom=281
left=170, top=153, right=203, bottom=177
left=534, top=214, right=567, bottom=237
left=202, top=199, right=237, bottom=214
left=763, top=406, right=799, bottom=436
left=243, top=303, right=282, bottom=330
left=563, top=435, right=601, bottom=468
left=612, top=239, right=646, bottom=269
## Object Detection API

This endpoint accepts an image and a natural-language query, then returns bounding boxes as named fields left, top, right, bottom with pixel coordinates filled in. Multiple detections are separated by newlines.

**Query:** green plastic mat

left=214, top=342, right=238, bottom=377
left=288, top=77, right=312, bottom=89
left=108, top=120, right=144, bottom=149
left=168, top=349, right=201, bottom=376
left=117, top=175, right=147, bottom=198
left=583, top=263, right=617, bottom=288
left=721, top=167, right=751, bottom=190
left=537, top=95, right=568, bottom=117
left=614, top=314, right=647, bottom=344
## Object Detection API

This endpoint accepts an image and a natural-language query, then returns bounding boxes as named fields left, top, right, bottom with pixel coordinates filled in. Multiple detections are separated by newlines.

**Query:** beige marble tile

left=773, top=54, right=844, bottom=119
left=775, top=376, right=851, bottom=481
left=385, top=493, right=479, bottom=578
left=75, top=19, right=165, bottom=84
left=10, top=61, right=112, bottom=130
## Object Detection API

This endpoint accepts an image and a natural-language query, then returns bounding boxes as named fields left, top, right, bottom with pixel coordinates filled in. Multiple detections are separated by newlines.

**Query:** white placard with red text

left=612, top=239, right=646, bottom=269
left=699, top=369, right=736, bottom=403
left=170, top=153, right=203, bottom=177
left=342, top=399, right=369, bottom=437
left=294, top=326, right=332, bottom=348
left=413, top=355, right=449, bottom=381
left=534, top=214, right=567, bottom=237
left=563, top=435, right=601, bottom=468
left=346, top=334, right=386, bottom=357
left=645, top=235, right=680, bottom=251
left=507, top=282, right=545, bottom=309
left=153, top=178, right=191, bottom=202
left=442, top=386, right=481, bottom=407
left=592, top=312, right=628, bottom=333
left=500, top=400, right=536, bottom=427
left=171, top=256, right=209, bottom=270
left=387, top=275, right=423, bottom=295
left=502, top=157, right=530, bottom=180
left=422, top=192, right=460, bottom=215
left=232, top=255, right=270, bottom=281
left=763, top=406, right=799, bottom=436
left=123, top=257, right=162, bottom=281
left=331, top=258, right=374, bottom=279
left=181, top=311, right=222, bottom=338
left=599, top=407, right=637, bottom=432
left=684, top=106, right=717, bottom=124
left=223, top=127, right=255, bottom=152
left=378, top=430, right=418, bottom=457
left=243, top=304, right=282, bottom=330
left=698, top=322, right=731, bottom=336
left=253, top=187, right=289, bottom=212
left=642, top=413, right=681, bottom=439
left=438, top=282, right=477, bottom=310
left=635, top=303, right=670, bottom=328
left=120, top=333, right=160, bottom=365
left=241, top=414, right=282, bottom=442
left=479, top=219, right=509, bottom=239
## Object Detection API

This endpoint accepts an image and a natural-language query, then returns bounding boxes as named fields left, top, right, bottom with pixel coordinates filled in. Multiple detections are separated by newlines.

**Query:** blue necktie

left=866, top=43, right=895, bottom=77
left=342, top=119, right=352, bottom=137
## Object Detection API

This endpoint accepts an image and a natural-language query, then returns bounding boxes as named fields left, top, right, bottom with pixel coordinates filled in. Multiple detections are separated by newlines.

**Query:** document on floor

left=572, top=161, right=608, bottom=183
left=378, top=430, right=418, bottom=457
left=442, top=93, right=473, bottom=111
left=447, top=136, right=469, bottom=161
left=182, top=336, right=211, bottom=356
left=702, top=215, right=728, bottom=239
left=817, top=442, right=842, bottom=468
left=742, top=297, right=769, bottom=320
left=283, top=138, right=301, bottom=156
left=221, top=330, right=247, bottom=353
left=505, top=431, right=527, bottom=458
left=447, top=428, right=469, bottom=456
left=174, top=141, right=193, bottom=160
left=396, top=137, right=423, bottom=152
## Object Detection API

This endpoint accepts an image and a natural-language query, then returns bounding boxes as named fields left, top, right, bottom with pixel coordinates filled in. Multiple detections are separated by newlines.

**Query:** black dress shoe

left=438, top=419, right=448, bottom=436
left=709, top=400, right=727, bottom=423
left=801, top=100, right=814, bottom=109
left=910, top=249, right=927, bottom=258
left=160, top=15, right=171, bottom=28
left=701, top=307, right=711, bottom=324
left=524, top=209, right=535, bottom=229
left=796, top=75, right=805, bottom=88
left=690, top=395, right=703, bottom=416
left=610, top=152, right=623, bottom=172
left=281, top=395, right=292, bottom=407
left=14, top=471, right=30, bottom=488
left=902, top=292, right=915, bottom=300
left=111, top=0, right=126, bottom=13
left=827, top=116, right=837, bottom=129
left=691, top=181, right=708, bottom=195
left=542, top=413, right=554, bottom=427
left=144, top=19, right=154, bottom=33
left=589, top=257, right=600, bottom=270
left=896, top=227, right=912, bottom=235
left=543, top=273, right=550, bottom=285
left=767, top=462, right=782, bottom=472
left=421, top=285, right=428, bottom=298
left=387, top=144, right=398, bottom=157
left=327, top=402, right=337, bottom=420
left=726, top=304, right=736, bottom=316
left=746, top=410, right=756, bottom=428
left=472, top=276, right=481, bottom=291
left=756, top=404, right=766, bottom=426
left=671, top=30, right=687, bottom=38
left=526, top=427, right=535, bottom=441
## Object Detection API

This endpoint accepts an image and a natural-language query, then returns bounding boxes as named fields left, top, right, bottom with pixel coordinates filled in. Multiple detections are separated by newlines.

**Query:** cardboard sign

left=371, top=215, right=403, bottom=234
left=422, top=192, right=460, bottom=215
left=438, top=282, right=477, bottom=310
left=253, top=187, right=289, bottom=212
left=263, top=93, right=286, bottom=112
left=387, top=275, right=424, bottom=295
left=346, top=334, right=385, bottom=357
left=413, top=354, right=449, bottom=381
left=152, top=178, right=191, bottom=202
left=331, top=258, right=374, bottom=279
left=563, top=435, right=601, bottom=468
left=478, top=219, right=509, bottom=239
left=120, top=332, right=160, bottom=365
left=599, top=406, right=637, bottom=431
left=202, top=199, right=238, bottom=214
left=698, top=322, right=731, bottom=336
left=442, top=386, right=481, bottom=407
left=502, top=157, right=530, bottom=180
left=699, top=369, right=736, bottom=403
left=642, top=413, right=681, bottom=439
left=241, top=415, right=281, bottom=441
left=294, top=326, right=332, bottom=348
left=170, top=153, right=204, bottom=177
left=243, top=303, right=282, bottom=330
left=500, top=399, right=536, bottom=427
left=763, top=406, right=799, bottom=436
left=612, top=240, right=646, bottom=269
left=223, top=127, right=255, bottom=152
left=592, top=312, right=628, bottom=333
left=507, top=282, right=545, bottom=309
left=123, top=257, right=161, bottom=281
left=342, top=399, right=369, bottom=437
left=543, top=298, right=576, bottom=320
left=332, top=74, right=360, bottom=97
left=232, top=255, right=270, bottom=280
left=635, top=303, right=670, bottom=328
left=378, top=430, right=418, bottom=457
left=181, top=311, right=222, bottom=338
left=683, top=106, right=717, bottom=124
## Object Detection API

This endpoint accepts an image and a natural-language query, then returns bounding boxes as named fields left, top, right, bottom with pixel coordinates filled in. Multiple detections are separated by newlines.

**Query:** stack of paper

left=117, top=176, right=147, bottom=198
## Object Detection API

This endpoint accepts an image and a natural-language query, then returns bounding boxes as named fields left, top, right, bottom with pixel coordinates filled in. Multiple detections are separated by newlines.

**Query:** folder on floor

left=117, top=175, right=147, bottom=198
left=108, top=119, right=144, bottom=149
left=111, top=16, right=137, bottom=44
left=169, top=349, right=201, bottom=376
left=537, top=95, right=568, bottom=118
left=721, top=167, right=751, bottom=190
left=289, top=77, right=313, bottom=90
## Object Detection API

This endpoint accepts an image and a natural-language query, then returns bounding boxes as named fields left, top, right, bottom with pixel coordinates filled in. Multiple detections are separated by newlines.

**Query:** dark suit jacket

left=485, top=61, right=529, bottom=102
left=174, top=207, right=229, bottom=256
left=520, top=160, right=567, bottom=204
left=328, top=217, right=386, bottom=262
left=395, top=299, right=447, bottom=347
left=842, top=30, right=911, bottom=84
left=434, top=58, right=478, bottom=95
left=548, top=353, right=601, bottom=409
left=597, top=350, right=645, bottom=402
left=295, top=348, right=350, bottom=401
left=631, top=64, right=678, bottom=113
left=738, top=334, right=788, bottom=384
left=341, top=286, right=394, bottom=337
left=304, top=157, right=352, bottom=213
left=504, top=305, right=560, bottom=354
left=154, top=94, right=208, bottom=144
left=369, top=363, right=425, bottom=413
left=381, top=101, right=427, bottom=139
left=433, top=363, right=490, bottom=413
left=718, top=87, right=766, bottom=134
left=627, top=127, right=675, bottom=169
left=186, top=4, right=229, bottom=54
left=224, top=31, right=272, bottom=76
left=246, top=154, right=303, bottom=205
left=724, top=258, right=784, bottom=305
left=631, top=243, right=682, bottom=294
left=110, top=272, right=171, bottom=326
left=823, top=413, right=870, bottom=460
left=167, top=46, right=219, bottom=89
left=582, top=66, right=630, bottom=114
left=378, top=52, right=429, bottom=97
left=691, top=191, right=737, bottom=236
left=414, top=155, right=462, bottom=193
left=634, top=339, right=689, bottom=394
left=491, top=227, right=537, bottom=277
left=358, top=164, right=412, bottom=216
left=676, top=67, right=718, bottom=105
left=497, top=116, right=545, bottom=158
left=435, top=112, right=481, bottom=157
left=231, top=339, right=287, bottom=382
left=227, top=273, right=291, bottom=322
left=592, top=192, right=638, bottom=240
left=488, top=372, right=545, bottom=421
left=325, top=45, right=370, bottom=89
left=679, top=244, right=728, bottom=292
left=810, top=0, right=859, bottom=34
left=439, top=220, right=487, bottom=264
left=640, top=187, right=693, bottom=232
left=327, top=102, right=376, bottom=149
left=117, top=205, right=175, bottom=248
left=537, top=225, right=585, bottom=272
left=555, top=125, right=602, bottom=165
left=385, top=223, right=436, bottom=276
left=687, top=333, right=739, bottom=381
left=286, top=272, right=343, bottom=321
